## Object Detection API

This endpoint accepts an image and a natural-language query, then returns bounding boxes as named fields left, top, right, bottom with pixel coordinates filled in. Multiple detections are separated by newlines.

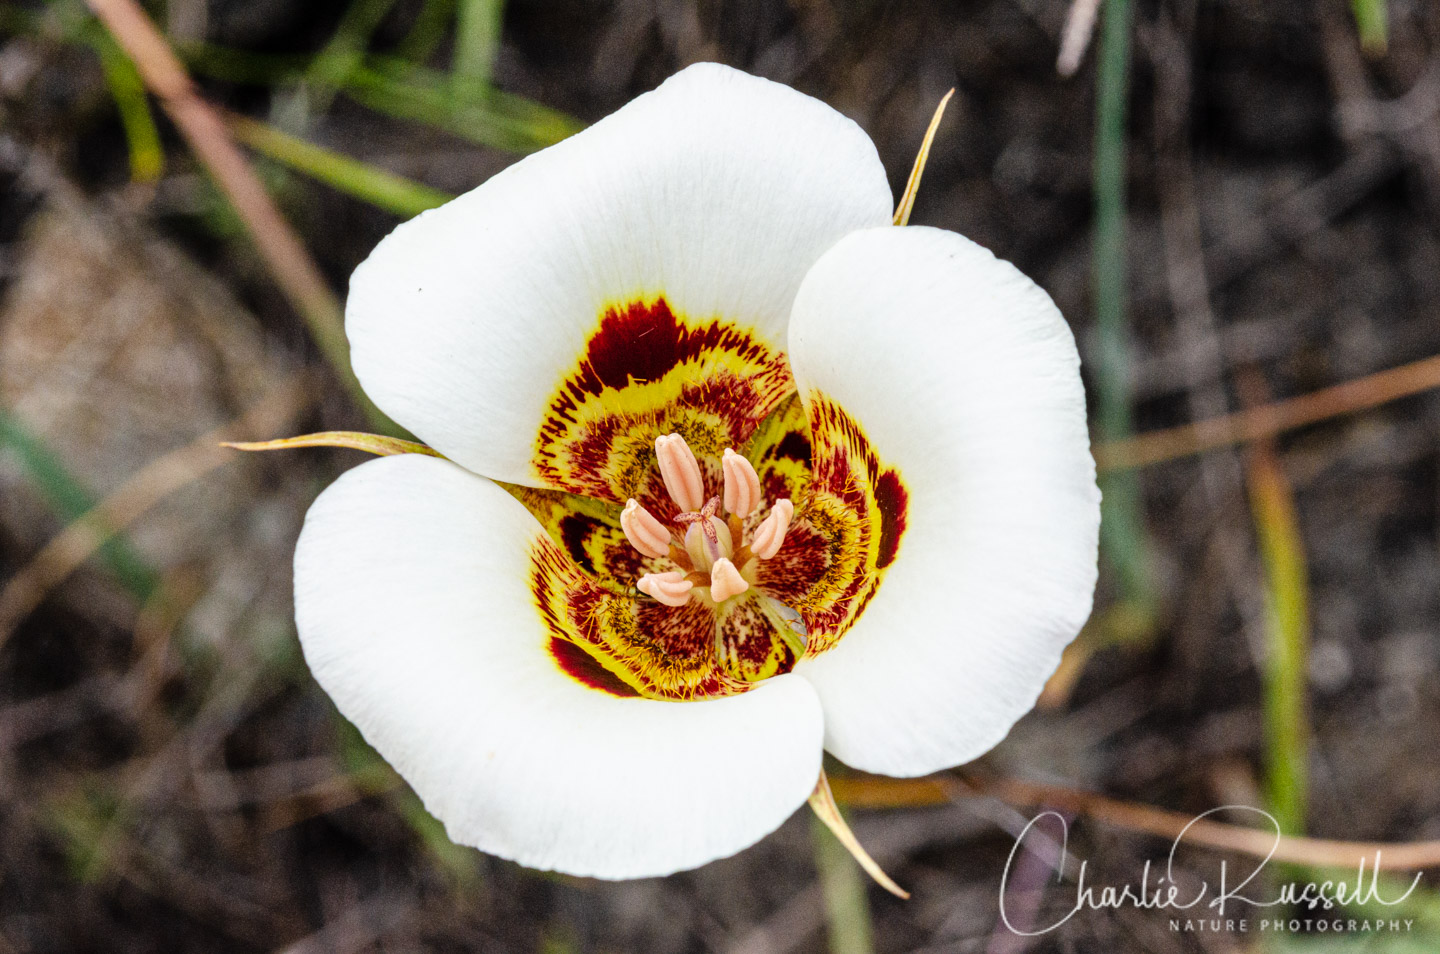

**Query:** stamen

left=655, top=433, right=705, bottom=512
left=637, top=571, right=694, bottom=607
left=708, top=558, right=749, bottom=602
left=627, top=443, right=780, bottom=610
left=750, top=498, right=794, bottom=560
left=620, top=498, right=670, bottom=558
left=721, top=448, right=762, bottom=517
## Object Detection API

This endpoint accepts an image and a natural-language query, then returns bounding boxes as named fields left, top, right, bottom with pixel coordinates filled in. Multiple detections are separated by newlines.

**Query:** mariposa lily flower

left=277, top=63, right=1099, bottom=884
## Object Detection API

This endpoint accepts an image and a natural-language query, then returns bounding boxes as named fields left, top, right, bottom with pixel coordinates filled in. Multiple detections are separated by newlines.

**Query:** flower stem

left=812, top=812, right=876, bottom=954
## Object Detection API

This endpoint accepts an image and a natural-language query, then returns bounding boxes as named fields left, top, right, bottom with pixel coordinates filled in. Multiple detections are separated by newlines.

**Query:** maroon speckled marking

left=751, top=394, right=909, bottom=654
left=807, top=397, right=908, bottom=558
left=529, top=533, right=795, bottom=700
left=753, top=520, right=828, bottom=604
left=723, top=597, right=794, bottom=670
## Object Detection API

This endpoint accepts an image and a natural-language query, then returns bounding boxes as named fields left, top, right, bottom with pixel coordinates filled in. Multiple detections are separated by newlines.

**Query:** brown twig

left=1094, top=351, right=1440, bottom=472
left=82, top=0, right=386, bottom=426
left=828, top=774, right=1440, bottom=870
left=0, top=375, right=312, bottom=648
left=260, top=765, right=404, bottom=833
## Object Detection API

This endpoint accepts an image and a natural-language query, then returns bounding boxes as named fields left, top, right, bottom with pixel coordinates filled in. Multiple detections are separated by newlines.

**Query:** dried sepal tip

left=224, top=431, right=443, bottom=458
left=808, top=769, right=909, bottom=899
left=892, top=88, right=955, bottom=228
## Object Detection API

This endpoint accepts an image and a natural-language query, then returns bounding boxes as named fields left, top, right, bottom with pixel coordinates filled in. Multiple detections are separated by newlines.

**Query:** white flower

left=292, top=63, right=1100, bottom=882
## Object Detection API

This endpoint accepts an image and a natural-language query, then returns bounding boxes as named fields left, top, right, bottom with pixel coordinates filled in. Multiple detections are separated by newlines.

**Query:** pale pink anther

left=655, top=433, right=705, bottom=512
left=620, top=498, right=670, bottom=558
left=721, top=448, right=762, bottom=518
left=708, top=558, right=749, bottom=602
left=750, top=498, right=794, bottom=560
left=637, top=571, right=694, bottom=607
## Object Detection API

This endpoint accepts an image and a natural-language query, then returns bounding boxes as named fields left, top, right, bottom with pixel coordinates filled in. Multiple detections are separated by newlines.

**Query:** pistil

left=681, top=513, right=732, bottom=570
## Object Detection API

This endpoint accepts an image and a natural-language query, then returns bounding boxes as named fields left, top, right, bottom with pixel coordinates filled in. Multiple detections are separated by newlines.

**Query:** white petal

left=786, top=226, right=1101, bottom=777
left=294, top=454, right=824, bottom=877
left=347, top=63, right=892, bottom=489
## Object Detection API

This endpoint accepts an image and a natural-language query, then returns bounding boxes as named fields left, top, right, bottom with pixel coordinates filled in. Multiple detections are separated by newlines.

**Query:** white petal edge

left=294, top=454, right=825, bottom=878
left=787, top=226, right=1101, bottom=777
left=347, top=63, right=893, bottom=484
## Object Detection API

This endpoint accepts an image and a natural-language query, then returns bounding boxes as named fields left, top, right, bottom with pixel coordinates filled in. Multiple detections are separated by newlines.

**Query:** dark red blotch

left=769, top=430, right=812, bottom=463
left=576, top=299, right=689, bottom=394
left=873, top=470, right=908, bottom=569
left=558, top=514, right=599, bottom=573
left=547, top=636, right=640, bottom=697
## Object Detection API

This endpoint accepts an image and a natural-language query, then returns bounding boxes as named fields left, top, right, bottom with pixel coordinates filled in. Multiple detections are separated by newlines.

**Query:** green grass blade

left=1351, top=0, right=1388, bottom=55
left=1092, top=0, right=1155, bottom=610
left=96, top=35, right=165, bottom=183
left=454, top=0, right=504, bottom=84
left=304, top=0, right=403, bottom=111
left=1247, top=444, right=1310, bottom=835
left=5, top=6, right=162, bottom=183
left=397, top=0, right=457, bottom=62
left=346, top=59, right=583, bottom=153
left=178, top=41, right=310, bottom=84
left=0, top=411, right=160, bottom=599
left=230, top=114, right=454, bottom=217
left=168, top=41, right=583, bottom=155
left=175, top=42, right=583, bottom=154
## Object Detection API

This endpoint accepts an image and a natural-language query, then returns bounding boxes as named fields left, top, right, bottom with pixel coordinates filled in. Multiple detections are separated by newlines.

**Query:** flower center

left=620, top=435, right=794, bottom=609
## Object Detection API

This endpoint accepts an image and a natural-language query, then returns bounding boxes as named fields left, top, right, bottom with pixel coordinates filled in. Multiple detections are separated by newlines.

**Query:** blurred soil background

left=1, top=0, right=1438, bottom=951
